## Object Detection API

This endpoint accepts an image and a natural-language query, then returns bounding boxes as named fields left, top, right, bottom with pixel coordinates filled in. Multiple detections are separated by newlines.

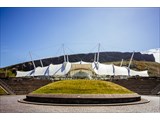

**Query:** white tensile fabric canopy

left=129, top=69, right=149, bottom=77
left=16, top=61, right=149, bottom=77
left=31, top=66, right=49, bottom=76
left=48, top=62, right=71, bottom=76
left=92, top=62, right=114, bottom=75
left=16, top=62, right=72, bottom=77
left=114, top=66, right=128, bottom=76
left=16, top=70, right=34, bottom=77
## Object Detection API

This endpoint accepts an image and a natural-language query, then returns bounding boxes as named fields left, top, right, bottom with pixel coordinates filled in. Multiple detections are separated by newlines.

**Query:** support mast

left=40, top=59, right=44, bottom=67
left=29, top=51, right=36, bottom=69
left=120, top=59, right=123, bottom=67
left=62, top=44, right=66, bottom=63
left=97, top=43, right=100, bottom=63
left=94, top=53, right=97, bottom=62
left=128, top=51, right=134, bottom=69
left=66, top=55, right=69, bottom=62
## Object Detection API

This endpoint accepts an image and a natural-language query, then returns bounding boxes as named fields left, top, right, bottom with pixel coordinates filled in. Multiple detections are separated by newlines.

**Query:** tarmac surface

left=0, top=95, right=160, bottom=113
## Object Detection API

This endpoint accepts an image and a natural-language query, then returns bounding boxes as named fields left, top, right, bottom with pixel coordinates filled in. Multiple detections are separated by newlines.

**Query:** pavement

left=0, top=95, right=160, bottom=113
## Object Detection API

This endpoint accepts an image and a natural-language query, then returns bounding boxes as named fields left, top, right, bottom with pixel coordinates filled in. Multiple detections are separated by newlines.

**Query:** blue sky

left=0, top=8, right=159, bottom=67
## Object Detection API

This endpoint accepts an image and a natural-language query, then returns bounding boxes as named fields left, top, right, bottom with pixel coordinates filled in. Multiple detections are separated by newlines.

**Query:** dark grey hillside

left=5, top=52, right=155, bottom=71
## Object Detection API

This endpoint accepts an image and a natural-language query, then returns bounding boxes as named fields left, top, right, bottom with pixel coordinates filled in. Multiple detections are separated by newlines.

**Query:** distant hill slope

left=2, top=51, right=155, bottom=71
left=141, top=48, right=160, bottom=63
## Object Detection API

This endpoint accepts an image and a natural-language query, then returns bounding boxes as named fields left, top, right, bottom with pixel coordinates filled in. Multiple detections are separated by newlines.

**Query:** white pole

left=112, top=64, right=115, bottom=76
left=128, top=51, right=134, bottom=69
left=67, top=55, right=69, bottom=62
left=120, top=59, right=123, bottom=67
left=29, top=51, right=36, bottom=69
left=97, top=43, right=100, bottom=63
left=62, top=44, right=66, bottom=63
left=94, top=53, right=97, bottom=62
left=40, top=59, right=44, bottom=67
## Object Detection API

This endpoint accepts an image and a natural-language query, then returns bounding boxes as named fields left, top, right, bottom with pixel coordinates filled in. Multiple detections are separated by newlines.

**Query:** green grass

left=32, top=79, right=134, bottom=94
left=0, top=86, right=8, bottom=95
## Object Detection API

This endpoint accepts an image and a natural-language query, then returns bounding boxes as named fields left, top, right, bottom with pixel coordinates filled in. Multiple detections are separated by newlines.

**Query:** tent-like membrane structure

left=16, top=44, right=149, bottom=78
left=16, top=61, right=149, bottom=77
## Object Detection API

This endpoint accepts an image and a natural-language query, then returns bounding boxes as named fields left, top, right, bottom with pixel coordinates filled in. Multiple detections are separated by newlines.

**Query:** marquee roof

left=16, top=61, right=149, bottom=77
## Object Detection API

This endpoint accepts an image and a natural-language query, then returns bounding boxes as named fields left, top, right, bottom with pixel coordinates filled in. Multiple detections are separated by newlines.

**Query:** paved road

left=0, top=95, right=160, bottom=113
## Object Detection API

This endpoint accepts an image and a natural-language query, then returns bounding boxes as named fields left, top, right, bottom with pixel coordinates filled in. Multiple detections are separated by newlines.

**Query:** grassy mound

left=32, top=80, right=134, bottom=94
